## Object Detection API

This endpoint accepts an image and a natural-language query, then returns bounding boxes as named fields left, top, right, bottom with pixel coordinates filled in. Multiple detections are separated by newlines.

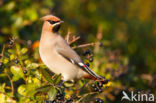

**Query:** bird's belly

left=39, top=49, right=79, bottom=81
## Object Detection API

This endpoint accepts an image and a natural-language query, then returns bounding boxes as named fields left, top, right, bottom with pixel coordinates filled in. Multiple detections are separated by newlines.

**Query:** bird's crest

left=40, top=15, right=60, bottom=22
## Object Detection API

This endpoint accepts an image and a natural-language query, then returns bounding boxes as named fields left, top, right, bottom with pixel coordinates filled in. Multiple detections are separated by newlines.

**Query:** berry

left=99, top=42, right=103, bottom=47
left=97, top=82, right=103, bottom=88
left=56, top=92, right=64, bottom=101
left=98, top=89, right=103, bottom=93
left=86, top=63, right=90, bottom=67
left=99, top=99, right=104, bottom=103
left=101, top=80, right=109, bottom=84
left=0, top=62, right=3, bottom=69
left=91, top=84, right=96, bottom=88
left=44, top=100, right=49, bottom=103
left=94, top=87, right=98, bottom=92
left=66, top=98, right=73, bottom=103
left=15, top=59, right=19, bottom=64
left=9, top=41, right=13, bottom=45
left=89, top=57, right=93, bottom=62
left=95, top=98, right=100, bottom=103
left=49, top=100, right=56, bottom=103
left=83, top=49, right=91, bottom=56
left=57, top=96, right=62, bottom=100
left=57, top=92, right=62, bottom=97
left=23, top=70, right=27, bottom=74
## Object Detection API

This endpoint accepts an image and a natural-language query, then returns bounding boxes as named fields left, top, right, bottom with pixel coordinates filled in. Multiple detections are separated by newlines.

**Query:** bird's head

left=40, top=15, right=64, bottom=32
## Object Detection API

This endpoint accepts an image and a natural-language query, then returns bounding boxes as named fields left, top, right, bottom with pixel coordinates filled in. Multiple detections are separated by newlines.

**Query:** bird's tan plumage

left=39, top=15, right=104, bottom=81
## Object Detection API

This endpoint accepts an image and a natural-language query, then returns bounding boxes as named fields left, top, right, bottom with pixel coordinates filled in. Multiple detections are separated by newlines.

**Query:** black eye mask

left=47, top=20, right=59, bottom=24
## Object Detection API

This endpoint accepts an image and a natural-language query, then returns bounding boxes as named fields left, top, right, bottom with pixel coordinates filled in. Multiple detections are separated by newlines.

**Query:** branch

left=69, top=36, right=80, bottom=45
left=76, top=92, right=98, bottom=103
left=72, top=42, right=96, bottom=49
left=0, top=44, right=5, bottom=58
left=65, top=30, right=71, bottom=44
left=5, top=72, right=14, bottom=95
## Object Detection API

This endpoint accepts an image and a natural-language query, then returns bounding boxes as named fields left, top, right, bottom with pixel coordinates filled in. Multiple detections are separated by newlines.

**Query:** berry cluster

left=95, top=98, right=104, bottom=103
left=92, top=80, right=109, bottom=93
left=83, top=49, right=94, bottom=67
left=45, top=91, right=73, bottom=103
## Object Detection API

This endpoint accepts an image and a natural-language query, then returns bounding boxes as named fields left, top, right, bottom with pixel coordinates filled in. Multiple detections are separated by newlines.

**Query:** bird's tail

left=82, top=64, right=105, bottom=81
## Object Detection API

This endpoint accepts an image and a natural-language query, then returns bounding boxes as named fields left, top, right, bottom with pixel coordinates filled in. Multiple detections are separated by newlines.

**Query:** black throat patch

left=52, top=24, right=60, bottom=33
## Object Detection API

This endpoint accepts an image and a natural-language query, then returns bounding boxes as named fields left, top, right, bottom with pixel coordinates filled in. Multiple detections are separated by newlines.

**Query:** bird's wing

left=55, top=35, right=103, bottom=79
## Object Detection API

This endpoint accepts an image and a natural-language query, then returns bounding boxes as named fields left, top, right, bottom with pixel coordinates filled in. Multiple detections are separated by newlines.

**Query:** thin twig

left=5, top=72, right=14, bottom=94
left=69, top=36, right=80, bottom=44
left=76, top=92, right=98, bottom=103
left=72, top=42, right=96, bottom=49
left=65, top=30, right=71, bottom=44
left=0, top=44, right=5, bottom=58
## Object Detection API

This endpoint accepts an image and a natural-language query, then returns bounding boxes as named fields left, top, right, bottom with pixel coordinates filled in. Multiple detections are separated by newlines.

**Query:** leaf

left=17, top=84, right=26, bottom=96
left=53, top=74, right=62, bottom=85
left=27, top=63, right=39, bottom=69
left=48, top=86, right=57, bottom=101
left=10, top=54, right=15, bottom=60
left=36, top=85, right=51, bottom=93
left=21, top=48, right=28, bottom=54
left=10, top=66, right=24, bottom=81
left=40, top=68, right=53, bottom=83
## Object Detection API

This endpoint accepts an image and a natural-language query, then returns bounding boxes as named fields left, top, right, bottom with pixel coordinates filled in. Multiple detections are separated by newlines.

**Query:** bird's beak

left=53, top=20, right=64, bottom=26
left=58, top=20, right=64, bottom=24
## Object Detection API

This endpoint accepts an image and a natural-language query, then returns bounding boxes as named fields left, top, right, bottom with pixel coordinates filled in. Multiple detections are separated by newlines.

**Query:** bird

left=39, top=15, right=105, bottom=82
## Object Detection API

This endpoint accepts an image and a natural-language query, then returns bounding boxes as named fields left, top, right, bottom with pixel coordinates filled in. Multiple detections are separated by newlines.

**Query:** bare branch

left=65, top=29, right=71, bottom=44
left=69, top=36, right=80, bottom=45
left=5, top=71, right=14, bottom=94
left=72, top=42, right=97, bottom=49
left=0, top=44, right=6, bottom=58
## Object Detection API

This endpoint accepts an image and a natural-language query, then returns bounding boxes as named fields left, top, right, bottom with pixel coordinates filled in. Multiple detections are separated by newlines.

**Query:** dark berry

left=101, top=80, right=109, bottom=84
left=23, top=70, right=27, bottom=74
left=49, top=100, right=56, bottom=103
left=91, top=84, right=96, bottom=88
left=57, top=96, right=61, bottom=100
left=66, top=98, right=73, bottom=103
left=99, top=42, right=103, bottom=47
left=15, top=59, right=19, bottom=64
left=44, top=100, right=49, bottom=103
left=99, top=99, right=104, bottom=103
left=94, top=87, right=98, bottom=92
left=97, top=82, right=103, bottom=88
left=9, top=41, right=13, bottom=45
left=83, top=49, right=91, bottom=56
left=86, top=63, right=90, bottom=67
left=57, top=92, right=62, bottom=97
left=0, top=62, right=3, bottom=68
left=98, top=89, right=103, bottom=93
left=95, top=98, right=100, bottom=103
left=89, top=57, right=94, bottom=62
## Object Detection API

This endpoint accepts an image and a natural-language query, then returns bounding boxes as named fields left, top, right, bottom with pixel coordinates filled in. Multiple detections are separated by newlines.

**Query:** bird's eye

left=47, top=20, right=58, bottom=24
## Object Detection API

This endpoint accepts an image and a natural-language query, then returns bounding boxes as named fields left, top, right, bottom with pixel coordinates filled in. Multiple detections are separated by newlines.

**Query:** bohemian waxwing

left=39, top=15, right=105, bottom=82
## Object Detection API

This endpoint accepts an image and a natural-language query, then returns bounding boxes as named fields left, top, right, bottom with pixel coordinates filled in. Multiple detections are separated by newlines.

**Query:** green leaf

left=53, top=74, right=62, bottom=85
left=18, top=84, right=26, bottom=96
left=21, top=48, right=28, bottom=54
left=48, top=86, right=57, bottom=100
left=40, top=68, right=53, bottom=83
left=27, top=63, right=39, bottom=69
left=10, top=66, right=24, bottom=81
left=36, top=85, right=51, bottom=93
left=3, top=58, right=9, bottom=64
left=10, top=54, right=15, bottom=60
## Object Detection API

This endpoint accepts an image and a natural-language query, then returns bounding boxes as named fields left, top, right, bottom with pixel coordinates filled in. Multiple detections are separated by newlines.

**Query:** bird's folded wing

left=55, top=37, right=102, bottom=79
